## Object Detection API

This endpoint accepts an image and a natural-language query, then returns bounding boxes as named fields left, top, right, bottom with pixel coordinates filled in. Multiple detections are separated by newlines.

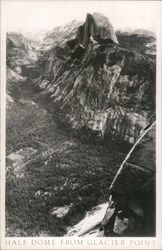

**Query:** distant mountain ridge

left=116, top=29, right=156, bottom=56
left=42, top=20, right=82, bottom=52
left=116, top=28, right=155, bottom=37
left=7, top=32, right=39, bottom=81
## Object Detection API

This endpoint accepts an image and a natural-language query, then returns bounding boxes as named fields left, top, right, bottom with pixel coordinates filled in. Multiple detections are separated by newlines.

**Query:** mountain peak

left=77, top=12, right=118, bottom=48
left=92, top=12, right=110, bottom=23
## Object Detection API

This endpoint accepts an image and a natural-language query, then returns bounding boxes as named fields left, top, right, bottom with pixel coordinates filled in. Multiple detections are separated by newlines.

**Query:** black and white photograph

left=0, top=0, right=162, bottom=249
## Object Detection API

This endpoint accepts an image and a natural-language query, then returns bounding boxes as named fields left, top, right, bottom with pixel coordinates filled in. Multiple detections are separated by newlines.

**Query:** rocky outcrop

left=7, top=66, right=27, bottom=83
left=101, top=121, right=155, bottom=236
left=76, top=13, right=118, bottom=48
left=6, top=147, right=38, bottom=178
left=37, top=13, right=155, bottom=146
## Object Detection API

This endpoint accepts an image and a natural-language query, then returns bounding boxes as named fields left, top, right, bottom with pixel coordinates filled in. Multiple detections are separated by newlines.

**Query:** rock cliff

left=37, top=13, right=155, bottom=146
left=76, top=12, right=118, bottom=48
left=104, top=121, right=155, bottom=236
left=7, top=32, right=38, bottom=80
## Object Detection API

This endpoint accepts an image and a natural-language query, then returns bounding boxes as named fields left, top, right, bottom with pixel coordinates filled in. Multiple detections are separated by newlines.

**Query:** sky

left=3, top=0, right=161, bottom=33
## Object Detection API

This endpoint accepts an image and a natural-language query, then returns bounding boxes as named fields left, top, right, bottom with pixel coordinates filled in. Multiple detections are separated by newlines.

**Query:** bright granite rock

left=77, top=12, right=118, bottom=48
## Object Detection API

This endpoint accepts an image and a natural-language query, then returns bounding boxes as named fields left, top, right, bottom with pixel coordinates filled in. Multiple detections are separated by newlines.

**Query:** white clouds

left=4, top=0, right=160, bottom=33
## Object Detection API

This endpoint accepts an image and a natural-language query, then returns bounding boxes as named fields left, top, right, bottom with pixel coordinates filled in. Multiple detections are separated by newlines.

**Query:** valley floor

left=6, top=80, right=125, bottom=236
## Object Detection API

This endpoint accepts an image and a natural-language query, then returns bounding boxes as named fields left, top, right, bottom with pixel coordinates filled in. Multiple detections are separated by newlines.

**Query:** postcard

left=0, top=0, right=162, bottom=249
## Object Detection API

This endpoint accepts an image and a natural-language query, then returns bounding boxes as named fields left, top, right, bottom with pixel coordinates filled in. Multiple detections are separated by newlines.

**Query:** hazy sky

left=3, top=0, right=161, bottom=33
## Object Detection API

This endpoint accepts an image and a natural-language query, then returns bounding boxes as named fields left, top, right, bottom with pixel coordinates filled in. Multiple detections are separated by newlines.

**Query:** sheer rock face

left=77, top=13, right=118, bottom=48
left=109, top=123, right=155, bottom=236
left=38, top=13, right=155, bottom=145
